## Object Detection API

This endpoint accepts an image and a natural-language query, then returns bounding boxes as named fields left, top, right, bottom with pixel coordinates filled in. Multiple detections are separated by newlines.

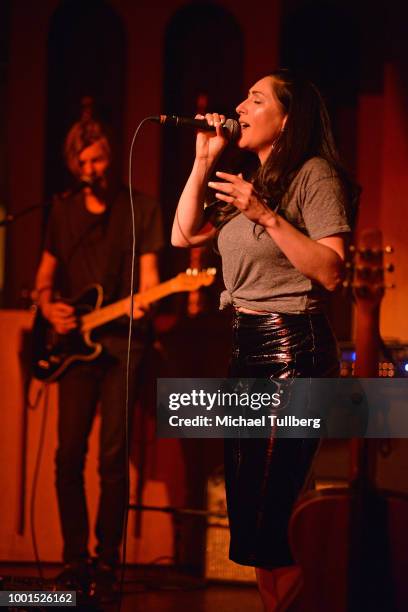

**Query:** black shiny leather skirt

left=224, top=311, right=339, bottom=569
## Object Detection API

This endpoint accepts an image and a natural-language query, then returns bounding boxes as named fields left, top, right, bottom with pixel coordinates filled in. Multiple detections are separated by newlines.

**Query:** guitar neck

left=350, top=305, right=381, bottom=486
left=350, top=228, right=388, bottom=487
left=354, top=305, right=381, bottom=378
left=81, top=278, right=178, bottom=332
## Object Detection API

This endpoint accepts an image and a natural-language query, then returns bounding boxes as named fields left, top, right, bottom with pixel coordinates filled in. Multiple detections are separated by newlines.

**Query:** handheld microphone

left=150, top=115, right=241, bottom=143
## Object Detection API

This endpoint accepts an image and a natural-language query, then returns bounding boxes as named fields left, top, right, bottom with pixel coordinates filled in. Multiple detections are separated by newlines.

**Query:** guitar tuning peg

left=192, top=268, right=198, bottom=276
left=349, top=245, right=356, bottom=253
left=345, top=262, right=352, bottom=269
left=342, top=280, right=351, bottom=288
left=385, top=245, right=393, bottom=254
left=186, top=268, right=192, bottom=275
left=359, top=248, right=378, bottom=261
left=386, top=263, right=394, bottom=272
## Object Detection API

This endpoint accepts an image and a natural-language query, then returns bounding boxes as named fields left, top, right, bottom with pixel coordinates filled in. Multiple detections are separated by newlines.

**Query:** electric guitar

left=31, top=268, right=216, bottom=383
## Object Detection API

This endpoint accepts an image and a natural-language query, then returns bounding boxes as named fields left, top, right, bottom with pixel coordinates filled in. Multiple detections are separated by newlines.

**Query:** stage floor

left=0, top=563, right=263, bottom=612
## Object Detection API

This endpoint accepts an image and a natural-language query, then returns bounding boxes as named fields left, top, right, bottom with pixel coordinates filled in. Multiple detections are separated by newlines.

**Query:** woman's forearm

left=264, top=213, right=345, bottom=291
left=171, top=157, right=217, bottom=247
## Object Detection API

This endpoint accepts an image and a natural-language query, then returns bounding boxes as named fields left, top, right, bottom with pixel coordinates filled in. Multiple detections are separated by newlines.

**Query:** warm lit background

left=1, top=0, right=407, bottom=572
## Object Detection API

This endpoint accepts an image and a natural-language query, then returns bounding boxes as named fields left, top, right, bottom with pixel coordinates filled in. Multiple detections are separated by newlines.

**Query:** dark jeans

left=56, top=340, right=146, bottom=565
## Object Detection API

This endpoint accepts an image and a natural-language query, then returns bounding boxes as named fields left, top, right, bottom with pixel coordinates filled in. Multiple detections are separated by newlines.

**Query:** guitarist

left=34, top=115, right=163, bottom=599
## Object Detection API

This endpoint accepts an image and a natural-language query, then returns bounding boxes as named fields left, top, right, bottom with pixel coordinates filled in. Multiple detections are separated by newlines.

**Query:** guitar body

left=290, top=488, right=408, bottom=612
left=31, top=269, right=217, bottom=383
left=32, top=285, right=104, bottom=383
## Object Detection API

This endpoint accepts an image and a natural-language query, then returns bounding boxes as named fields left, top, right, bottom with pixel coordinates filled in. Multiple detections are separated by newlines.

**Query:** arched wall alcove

left=158, top=2, right=245, bottom=573
left=280, top=0, right=360, bottom=340
left=160, top=3, right=245, bottom=276
left=45, top=0, right=126, bottom=196
left=280, top=0, right=360, bottom=153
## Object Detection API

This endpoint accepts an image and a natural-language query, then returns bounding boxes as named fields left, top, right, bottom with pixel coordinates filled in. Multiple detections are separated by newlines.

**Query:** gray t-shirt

left=217, top=157, right=351, bottom=314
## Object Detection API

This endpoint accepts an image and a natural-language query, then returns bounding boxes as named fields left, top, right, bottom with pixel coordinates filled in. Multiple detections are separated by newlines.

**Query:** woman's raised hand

left=195, top=113, right=229, bottom=163
left=208, top=171, right=277, bottom=228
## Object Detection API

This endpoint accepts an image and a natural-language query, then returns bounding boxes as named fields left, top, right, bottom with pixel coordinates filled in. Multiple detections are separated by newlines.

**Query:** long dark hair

left=213, top=69, right=359, bottom=229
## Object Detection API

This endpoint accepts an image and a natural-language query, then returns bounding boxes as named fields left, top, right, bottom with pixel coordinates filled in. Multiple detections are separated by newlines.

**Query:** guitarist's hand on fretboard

left=129, top=299, right=150, bottom=320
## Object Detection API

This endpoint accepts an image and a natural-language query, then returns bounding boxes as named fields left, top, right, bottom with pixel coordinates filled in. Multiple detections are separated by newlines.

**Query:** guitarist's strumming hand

left=41, top=301, right=77, bottom=334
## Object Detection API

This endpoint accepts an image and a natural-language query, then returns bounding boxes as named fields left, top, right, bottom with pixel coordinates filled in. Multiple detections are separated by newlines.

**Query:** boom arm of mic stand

left=0, top=200, right=53, bottom=227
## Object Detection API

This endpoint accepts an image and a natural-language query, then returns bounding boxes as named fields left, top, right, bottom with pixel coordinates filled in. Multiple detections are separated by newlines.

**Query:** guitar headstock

left=344, top=228, right=394, bottom=310
left=173, top=268, right=217, bottom=291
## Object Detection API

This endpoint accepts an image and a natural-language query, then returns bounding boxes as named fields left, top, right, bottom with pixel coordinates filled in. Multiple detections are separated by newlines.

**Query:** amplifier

left=339, top=341, right=408, bottom=378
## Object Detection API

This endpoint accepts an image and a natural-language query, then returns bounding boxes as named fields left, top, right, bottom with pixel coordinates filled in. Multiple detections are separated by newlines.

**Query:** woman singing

left=171, top=70, right=357, bottom=611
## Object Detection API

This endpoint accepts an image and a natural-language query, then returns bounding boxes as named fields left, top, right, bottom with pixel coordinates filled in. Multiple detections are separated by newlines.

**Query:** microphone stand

left=0, top=200, right=53, bottom=227
left=0, top=181, right=93, bottom=227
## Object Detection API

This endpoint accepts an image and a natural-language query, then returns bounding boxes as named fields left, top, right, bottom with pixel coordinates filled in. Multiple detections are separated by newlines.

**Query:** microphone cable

left=118, top=117, right=157, bottom=612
